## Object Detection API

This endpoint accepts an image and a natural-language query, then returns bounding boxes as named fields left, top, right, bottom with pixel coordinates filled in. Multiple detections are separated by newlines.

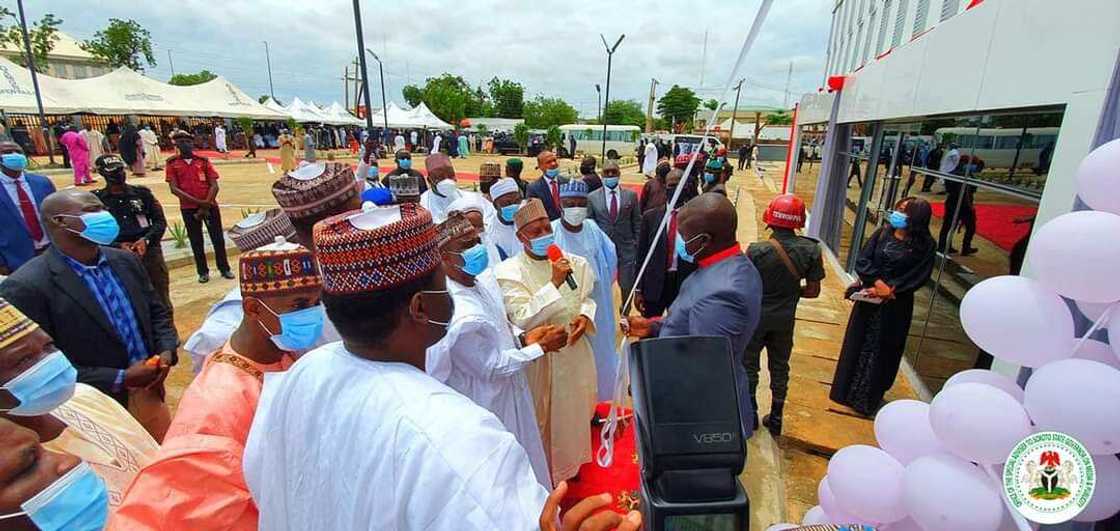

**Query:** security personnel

left=92, top=154, right=173, bottom=321
left=743, top=194, right=825, bottom=436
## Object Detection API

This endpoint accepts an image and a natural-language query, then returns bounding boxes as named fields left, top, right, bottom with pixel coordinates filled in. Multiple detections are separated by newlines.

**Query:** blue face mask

left=704, top=172, right=718, bottom=184
left=603, top=176, right=620, bottom=188
left=675, top=232, right=706, bottom=263
left=544, top=168, right=560, bottom=179
left=399, top=159, right=412, bottom=170
left=367, top=166, right=378, bottom=180
left=61, top=211, right=120, bottom=246
left=0, top=350, right=77, bottom=416
left=888, top=210, right=909, bottom=229
left=500, top=204, right=519, bottom=223
left=456, top=242, right=490, bottom=276
left=0, top=461, right=109, bottom=531
left=262, top=304, right=325, bottom=351
left=529, top=233, right=554, bottom=256
left=1, top=152, right=28, bottom=172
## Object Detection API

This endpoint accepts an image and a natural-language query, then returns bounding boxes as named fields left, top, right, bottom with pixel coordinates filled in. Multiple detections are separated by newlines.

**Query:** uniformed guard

left=92, top=154, right=173, bottom=321
left=744, top=193, right=826, bottom=436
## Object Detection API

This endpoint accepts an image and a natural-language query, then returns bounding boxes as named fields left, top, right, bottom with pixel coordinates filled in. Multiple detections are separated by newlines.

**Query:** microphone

left=547, top=244, right=577, bottom=290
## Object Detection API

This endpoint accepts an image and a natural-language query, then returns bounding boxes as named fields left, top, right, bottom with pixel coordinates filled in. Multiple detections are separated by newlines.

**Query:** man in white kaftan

left=552, top=180, right=620, bottom=402
left=448, top=194, right=502, bottom=270
left=495, top=198, right=598, bottom=484
left=421, top=153, right=495, bottom=224
left=214, top=124, right=228, bottom=152
left=642, top=140, right=659, bottom=176
left=489, top=178, right=524, bottom=261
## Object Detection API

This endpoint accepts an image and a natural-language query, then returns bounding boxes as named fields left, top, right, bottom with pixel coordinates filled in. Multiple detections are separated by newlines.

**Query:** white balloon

left=1106, top=311, right=1120, bottom=361
left=960, top=276, right=1074, bottom=367
left=1027, top=211, right=1120, bottom=302
left=874, top=400, right=946, bottom=465
left=1074, top=454, right=1120, bottom=522
left=944, top=369, right=1025, bottom=403
left=1024, top=359, right=1120, bottom=455
left=817, top=475, right=877, bottom=526
left=903, top=453, right=1004, bottom=531
left=826, top=445, right=907, bottom=524
left=1072, top=338, right=1120, bottom=370
left=801, top=505, right=829, bottom=526
left=929, top=383, right=1031, bottom=464
left=1075, top=138, right=1120, bottom=216
left=880, top=517, right=924, bottom=531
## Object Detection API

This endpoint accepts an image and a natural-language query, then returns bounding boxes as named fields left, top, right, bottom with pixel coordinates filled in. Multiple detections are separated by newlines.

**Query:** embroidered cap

left=489, top=178, right=520, bottom=200
left=559, top=180, right=589, bottom=199
left=514, top=198, right=548, bottom=231
left=229, top=208, right=297, bottom=252
left=239, top=237, right=322, bottom=297
left=0, top=298, right=38, bottom=349
left=271, top=162, right=361, bottom=221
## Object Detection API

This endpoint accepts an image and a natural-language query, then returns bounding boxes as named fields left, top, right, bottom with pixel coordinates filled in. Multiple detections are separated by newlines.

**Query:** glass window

left=940, top=0, right=960, bottom=21
left=913, top=0, right=930, bottom=37
left=794, top=125, right=827, bottom=214
left=876, top=0, right=892, bottom=55
left=892, top=0, right=909, bottom=48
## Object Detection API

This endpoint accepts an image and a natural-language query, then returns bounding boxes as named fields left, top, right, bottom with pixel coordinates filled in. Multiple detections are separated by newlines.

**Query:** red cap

left=716, top=146, right=728, bottom=156
left=763, top=194, right=806, bottom=229
left=673, top=153, right=693, bottom=168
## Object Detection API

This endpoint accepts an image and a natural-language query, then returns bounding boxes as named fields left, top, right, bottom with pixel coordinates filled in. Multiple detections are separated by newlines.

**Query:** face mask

left=103, top=171, right=126, bottom=185
left=603, top=176, right=620, bottom=189
left=704, top=172, right=718, bottom=184
left=435, top=179, right=459, bottom=199
left=529, top=233, right=554, bottom=256
left=367, top=166, right=378, bottom=180
left=419, top=289, right=452, bottom=328
left=544, top=168, right=560, bottom=179
left=0, top=461, right=108, bottom=531
left=399, top=159, right=412, bottom=170
left=455, top=243, right=490, bottom=277
left=562, top=207, right=588, bottom=226
left=888, top=210, right=909, bottom=229
left=60, top=211, right=120, bottom=246
left=500, top=204, right=519, bottom=223
left=1, top=152, right=28, bottom=172
left=0, top=350, right=77, bottom=416
left=261, top=304, right=325, bottom=352
left=675, top=232, right=707, bottom=263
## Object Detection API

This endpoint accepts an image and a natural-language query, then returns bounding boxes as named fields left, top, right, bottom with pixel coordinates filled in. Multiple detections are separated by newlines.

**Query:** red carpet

left=930, top=202, right=1036, bottom=251
left=560, top=403, right=641, bottom=516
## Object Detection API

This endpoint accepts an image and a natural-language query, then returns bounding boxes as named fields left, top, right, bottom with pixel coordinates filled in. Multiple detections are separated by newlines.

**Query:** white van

left=560, top=124, right=641, bottom=159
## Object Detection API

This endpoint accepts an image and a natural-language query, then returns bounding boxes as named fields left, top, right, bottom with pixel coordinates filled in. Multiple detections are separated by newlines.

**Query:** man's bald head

left=678, top=192, right=738, bottom=259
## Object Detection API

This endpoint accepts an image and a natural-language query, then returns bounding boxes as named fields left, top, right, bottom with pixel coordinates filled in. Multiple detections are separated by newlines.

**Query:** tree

left=258, top=95, right=270, bottom=104
left=0, top=9, right=62, bottom=73
left=401, top=85, right=424, bottom=107
left=487, top=77, right=524, bottom=118
left=703, top=99, right=719, bottom=111
left=400, top=74, right=486, bottom=124
left=236, top=116, right=254, bottom=137
left=765, top=110, right=793, bottom=127
left=169, top=69, right=217, bottom=86
left=476, top=124, right=489, bottom=137
left=545, top=125, right=563, bottom=150
left=467, top=85, right=492, bottom=118
left=513, top=123, right=530, bottom=152
left=602, top=99, right=646, bottom=127
left=657, top=85, right=701, bottom=129
left=81, top=18, right=156, bottom=72
left=523, top=96, right=578, bottom=129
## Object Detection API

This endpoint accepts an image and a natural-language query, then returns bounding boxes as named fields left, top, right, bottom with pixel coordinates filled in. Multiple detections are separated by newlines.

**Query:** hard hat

left=763, top=194, right=806, bottom=229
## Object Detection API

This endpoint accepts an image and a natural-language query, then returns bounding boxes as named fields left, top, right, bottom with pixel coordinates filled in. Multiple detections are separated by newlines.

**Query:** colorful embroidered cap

left=229, top=208, right=297, bottom=252
left=271, top=162, right=361, bottom=221
left=437, top=211, right=476, bottom=250
left=559, top=180, right=589, bottom=199
left=0, top=298, right=38, bottom=350
left=238, top=237, right=322, bottom=297
left=479, top=161, right=502, bottom=179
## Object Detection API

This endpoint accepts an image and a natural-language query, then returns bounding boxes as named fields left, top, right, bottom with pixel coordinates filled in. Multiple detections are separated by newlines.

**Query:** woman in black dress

left=830, top=197, right=936, bottom=416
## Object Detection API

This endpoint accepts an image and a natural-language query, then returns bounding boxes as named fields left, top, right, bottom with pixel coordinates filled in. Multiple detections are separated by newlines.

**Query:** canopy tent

left=325, top=101, right=363, bottom=126
left=283, top=97, right=335, bottom=124
left=408, top=103, right=454, bottom=130
left=261, top=97, right=291, bottom=118
left=0, top=56, right=287, bottom=119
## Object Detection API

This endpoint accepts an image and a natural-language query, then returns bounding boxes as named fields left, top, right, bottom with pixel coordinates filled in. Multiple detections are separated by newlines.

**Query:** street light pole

left=351, top=0, right=375, bottom=138
left=263, top=41, right=275, bottom=100
left=167, top=49, right=175, bottom=77
left=366, top=49, right=390, bottom=147
left=728, top=78, right=744, bottom=149
left=599, top=33, right=624, bottom=159
left=595, top=84, right=602, bottom=124
left=16, top=0, right=53, bottom=164
left=645, top=78, right=659, bottom=133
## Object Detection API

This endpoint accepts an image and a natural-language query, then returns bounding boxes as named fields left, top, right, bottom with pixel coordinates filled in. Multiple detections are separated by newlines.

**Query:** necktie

left=666, top=210, right=678, bottom=269
left=609, top=191, right=619, bottom=221
left=15, top=178, right=43, bottom=242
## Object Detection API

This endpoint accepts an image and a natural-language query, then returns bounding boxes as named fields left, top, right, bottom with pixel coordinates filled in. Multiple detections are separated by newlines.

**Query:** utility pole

left=15, top=0, right=52, bottom=164
left=351, top=0, right=375, bottom=135
left=263, top=41, right=276, bottom=100
left=729, top=79, right=745, bottom=148
left=699, top=28, right=708, bottom=87
left=167, top=49, right=175, bottom=77
left=599, top=33, right=625, bottom=159
left=366, top=49, right=390, bottom=145
left=645, top=78, right=659, bottom=133
left=784, top=61, right=793, bottom=107
left=343, top=66, right=349, bottom=111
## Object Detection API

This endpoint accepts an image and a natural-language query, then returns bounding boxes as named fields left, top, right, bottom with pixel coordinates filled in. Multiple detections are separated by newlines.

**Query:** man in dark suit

left=525, top=150, right=568, bottom=220
left=0, top=141, right=56, bottom=275
left=587, top=160, right=640, bottom=308
left=0, top=189, right=178, bottom=418
left=635, top=169, right=696, bottom=318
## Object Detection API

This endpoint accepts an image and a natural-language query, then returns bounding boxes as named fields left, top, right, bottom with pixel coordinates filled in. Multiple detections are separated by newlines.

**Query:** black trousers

left=937, top=196, right=976, bottom=252
left=742, top=321, right=796, bottom=404
left=181, top=207, right=230, bottom=276
left=640, top=270, right=684, bottom=318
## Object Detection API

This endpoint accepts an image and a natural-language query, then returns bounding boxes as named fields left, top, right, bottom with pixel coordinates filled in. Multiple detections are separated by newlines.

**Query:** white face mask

left=435, top=179, right=460, bottom=199
left=562, top=207, right=588, bottom=226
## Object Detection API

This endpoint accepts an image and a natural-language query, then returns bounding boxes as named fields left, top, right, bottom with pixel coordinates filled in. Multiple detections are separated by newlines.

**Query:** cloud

left=32, top=0, right=831, bottom=115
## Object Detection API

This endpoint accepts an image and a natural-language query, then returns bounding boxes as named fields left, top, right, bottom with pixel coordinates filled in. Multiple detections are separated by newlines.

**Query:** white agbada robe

left=394, top=134, right=406, bottom=152
left=244, top=342, right=548, bottom=530
left=81, top=129, right=106, bottom=169
left=421, top=188, right=495, bottom=225
left=182, top=287, right=340, bottom=373
left=448, top=194, right=503, bottom=273
left=433, top=135, right=442, bottom=153
left=495, top=251, right=598, bottom=483
left=552, top=218, right=619, bottom=402
left=491, top=220, right=522, bottom=261
left=215, top=126, right=227, bottom=152
left=428, top=269, right=550, bottom=487
left=642, top=141, right=659, bottom=176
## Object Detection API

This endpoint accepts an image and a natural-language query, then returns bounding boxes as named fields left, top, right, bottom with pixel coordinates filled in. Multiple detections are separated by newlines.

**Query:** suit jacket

left=0, top=247, right=179, bottom=404
left=636, top=205, right=696, bottom=303
left=587, top=186, right=641, bottom=270
left=0, top=172, right=55, bottom=271
left=526, top=175, right=569, bottom=220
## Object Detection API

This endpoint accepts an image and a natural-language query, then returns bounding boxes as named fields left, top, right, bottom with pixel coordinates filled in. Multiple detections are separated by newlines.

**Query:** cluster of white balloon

left=766, top=139, right=1120, bottom=531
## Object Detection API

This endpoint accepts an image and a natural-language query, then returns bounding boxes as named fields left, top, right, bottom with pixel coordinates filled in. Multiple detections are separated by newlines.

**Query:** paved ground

left=48, top=152, right=917, bottom=528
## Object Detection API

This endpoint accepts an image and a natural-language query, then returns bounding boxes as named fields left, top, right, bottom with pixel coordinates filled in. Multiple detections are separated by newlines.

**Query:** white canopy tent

left=409, top=102, right=454, bottom=129
left=325, top=101, right=363, bottom=126
left=0, top=56, right=287, bottom=119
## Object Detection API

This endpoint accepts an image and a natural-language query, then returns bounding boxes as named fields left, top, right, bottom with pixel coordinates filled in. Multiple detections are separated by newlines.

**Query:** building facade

left=793, top=0, right=1119, bottom=398
left=0, top=31, right=111, bottom=80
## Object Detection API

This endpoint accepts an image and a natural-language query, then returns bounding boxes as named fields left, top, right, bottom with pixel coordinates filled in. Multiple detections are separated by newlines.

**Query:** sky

left=32, top=0, right=833, bottom=118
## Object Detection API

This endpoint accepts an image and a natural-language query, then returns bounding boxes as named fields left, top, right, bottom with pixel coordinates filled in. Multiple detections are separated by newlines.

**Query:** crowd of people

left=0, top=123, right=938, bottom=529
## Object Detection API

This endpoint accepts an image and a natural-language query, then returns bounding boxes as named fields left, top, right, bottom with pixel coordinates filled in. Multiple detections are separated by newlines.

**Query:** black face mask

left=580, top=164, right=595, bottom=175
left=178, top=144, right=193, bottom=158
left=104, top=170, right=126, bottom=185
